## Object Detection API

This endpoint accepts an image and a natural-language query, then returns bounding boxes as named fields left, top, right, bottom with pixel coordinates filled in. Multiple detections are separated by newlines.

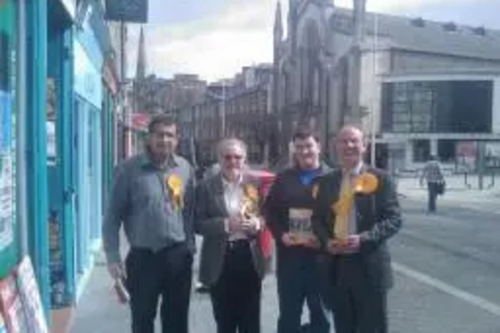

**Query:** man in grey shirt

left=103, top=114, right=195, bottom=333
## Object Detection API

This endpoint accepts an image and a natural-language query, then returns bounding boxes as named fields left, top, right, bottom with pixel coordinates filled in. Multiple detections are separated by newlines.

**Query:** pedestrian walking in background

left=312, top=125, right=403, bottom=333
left=102, top=114, right=196, bottom=333
left=195, top=138, right=267, bottom=333
left=264, top=128, right=332, bottom=333
left=420, top=155, right=445, bottom=213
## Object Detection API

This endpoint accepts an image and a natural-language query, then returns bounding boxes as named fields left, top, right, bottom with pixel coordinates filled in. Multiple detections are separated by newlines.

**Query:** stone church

left=272, top=0, right=368, bottom=161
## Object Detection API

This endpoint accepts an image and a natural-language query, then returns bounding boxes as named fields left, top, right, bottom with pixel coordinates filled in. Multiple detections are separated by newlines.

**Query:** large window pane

left=382, top=80, right=492, bottom=134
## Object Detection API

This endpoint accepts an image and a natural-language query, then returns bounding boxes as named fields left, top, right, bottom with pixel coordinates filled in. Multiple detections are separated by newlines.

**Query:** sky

left=126, top=0, right=500, bottom=82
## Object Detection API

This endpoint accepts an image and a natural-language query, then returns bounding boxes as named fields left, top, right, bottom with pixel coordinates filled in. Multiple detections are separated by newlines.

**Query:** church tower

left=273, top=1, right=283, bottom=62
left=288, top=0, right=299, bottom=54
left=136, top=26, right=147, bottom=80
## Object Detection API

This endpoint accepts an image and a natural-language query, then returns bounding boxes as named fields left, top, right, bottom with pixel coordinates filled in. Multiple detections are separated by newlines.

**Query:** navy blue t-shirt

left=298, top=168, right=322, bottom=186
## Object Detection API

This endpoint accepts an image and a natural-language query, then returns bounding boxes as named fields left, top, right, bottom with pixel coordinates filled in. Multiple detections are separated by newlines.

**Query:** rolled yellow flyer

left=242, top=184, right=259, bottom=217
left=331, top=172, right=379, bottom=242
left=332, top=194, right=352, bottom=241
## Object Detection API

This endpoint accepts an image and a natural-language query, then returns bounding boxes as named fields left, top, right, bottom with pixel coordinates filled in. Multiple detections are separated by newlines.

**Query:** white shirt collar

left=343, top=161, right=364, bottom=177
left=222, top=173, right=243, bottom=188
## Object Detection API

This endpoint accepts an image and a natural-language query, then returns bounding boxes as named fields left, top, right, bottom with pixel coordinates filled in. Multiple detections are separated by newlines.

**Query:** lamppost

left=370, top=11, right=379, bottom=167
left=206, top=81, right=227, bottom=138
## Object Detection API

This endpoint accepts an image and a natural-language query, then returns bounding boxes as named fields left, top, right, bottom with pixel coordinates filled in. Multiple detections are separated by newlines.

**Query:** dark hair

left=148, top=114, right=177, bottom=134
left=292, top=127, right=320, bottom=143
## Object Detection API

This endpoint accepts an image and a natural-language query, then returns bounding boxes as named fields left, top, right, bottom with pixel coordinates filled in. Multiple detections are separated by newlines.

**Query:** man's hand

left=108, top=262, right=125, bottom=280
left=227, top=215, right=244, bottom=232
left=281, top=232, right=299, bottom=247
left=241, top=216, right=261, bottom=235
left=302, top=233, right=320, bottom=249
left=327, top=235, right=361, bottom=255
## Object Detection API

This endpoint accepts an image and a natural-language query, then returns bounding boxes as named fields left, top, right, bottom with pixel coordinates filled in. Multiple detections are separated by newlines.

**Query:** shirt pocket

left=130, top=174, right=163, bottom=209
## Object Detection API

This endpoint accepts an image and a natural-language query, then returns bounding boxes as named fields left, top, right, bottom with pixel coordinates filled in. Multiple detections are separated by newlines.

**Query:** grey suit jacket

left=194, top=172, right=267, bottom=286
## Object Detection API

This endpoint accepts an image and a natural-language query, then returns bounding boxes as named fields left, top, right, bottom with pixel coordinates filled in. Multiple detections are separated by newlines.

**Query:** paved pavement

left=71, top=196, right=500, bottom=333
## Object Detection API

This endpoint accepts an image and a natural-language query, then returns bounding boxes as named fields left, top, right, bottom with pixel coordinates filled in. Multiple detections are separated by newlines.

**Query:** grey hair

left=216, top=138, right=248, bottom=159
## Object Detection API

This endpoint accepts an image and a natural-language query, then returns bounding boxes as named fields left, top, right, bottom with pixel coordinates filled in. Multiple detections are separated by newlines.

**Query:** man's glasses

left=224, top=154, right=243, bottom=161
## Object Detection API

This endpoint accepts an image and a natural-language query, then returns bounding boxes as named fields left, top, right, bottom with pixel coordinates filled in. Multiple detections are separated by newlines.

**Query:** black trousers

left=276, top=250, right=331, bottom=333
left=210, top=240, right=262, bottom=333
left=333, top=258, right=388, bottom=333
left=125, top=243, right=193, bottom=333
left=427, top=182, right=439, bottom=212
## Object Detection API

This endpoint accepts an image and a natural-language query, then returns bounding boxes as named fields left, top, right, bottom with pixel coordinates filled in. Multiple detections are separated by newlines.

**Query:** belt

left=131, top=242, right=185, bottom=254
left=226, top=238, right=249, bottom=249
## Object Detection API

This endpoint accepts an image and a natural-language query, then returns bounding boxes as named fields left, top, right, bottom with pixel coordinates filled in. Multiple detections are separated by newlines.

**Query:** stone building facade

left=175, top=64, right=273, bottom=165
left=273, top=0, right=500, bottom=171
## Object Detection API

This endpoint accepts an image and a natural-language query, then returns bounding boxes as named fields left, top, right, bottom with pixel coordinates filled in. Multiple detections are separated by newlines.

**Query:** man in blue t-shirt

left=264, top=128, right=332, bottom=333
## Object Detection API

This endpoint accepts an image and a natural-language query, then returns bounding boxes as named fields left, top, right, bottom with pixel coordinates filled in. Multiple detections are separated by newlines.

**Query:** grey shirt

left=102, top=153, right=195, bottom=264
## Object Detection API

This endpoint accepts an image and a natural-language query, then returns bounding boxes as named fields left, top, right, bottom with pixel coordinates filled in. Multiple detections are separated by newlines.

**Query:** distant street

left=71, top=197, right=500, bottom=333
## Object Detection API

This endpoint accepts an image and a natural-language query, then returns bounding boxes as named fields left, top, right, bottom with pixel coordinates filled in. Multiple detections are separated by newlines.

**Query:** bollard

left=464, top=172, right=471, bottom=189
left=487, top=173, right=495, bottom=189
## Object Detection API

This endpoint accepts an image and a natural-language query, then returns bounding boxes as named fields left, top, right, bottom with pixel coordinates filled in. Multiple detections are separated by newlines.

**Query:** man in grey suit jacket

left=195, top=138, right=266, bottom=333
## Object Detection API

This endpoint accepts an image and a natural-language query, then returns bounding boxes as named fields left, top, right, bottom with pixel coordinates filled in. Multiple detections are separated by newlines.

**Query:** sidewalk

left=69, top=238, right=281, bottom=332
left=396, top=174, right=500, bottom=205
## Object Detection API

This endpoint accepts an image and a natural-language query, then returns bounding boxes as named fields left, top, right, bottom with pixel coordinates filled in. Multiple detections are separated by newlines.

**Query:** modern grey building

left=273, top=0, right=500, bottom=171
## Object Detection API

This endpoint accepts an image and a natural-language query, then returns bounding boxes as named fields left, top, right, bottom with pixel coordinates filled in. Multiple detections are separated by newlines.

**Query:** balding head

left=334, top=125, right=367, bottom=169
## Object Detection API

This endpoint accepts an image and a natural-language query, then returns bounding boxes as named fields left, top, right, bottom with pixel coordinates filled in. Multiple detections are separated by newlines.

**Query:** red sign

left=131, top=113, right=150, bottom=131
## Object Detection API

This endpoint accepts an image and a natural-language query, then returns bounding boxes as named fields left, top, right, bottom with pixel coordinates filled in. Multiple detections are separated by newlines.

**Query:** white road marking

left=394, top=262, right=500, bottom=317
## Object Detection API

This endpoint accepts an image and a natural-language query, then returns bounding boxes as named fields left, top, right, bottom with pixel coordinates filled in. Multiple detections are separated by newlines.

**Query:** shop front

left=73, top=13, right=104, bottom=303
left=0, top=0, right=19, bottom=278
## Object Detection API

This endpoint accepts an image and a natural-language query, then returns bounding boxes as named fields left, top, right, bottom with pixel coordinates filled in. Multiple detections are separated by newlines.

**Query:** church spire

left=274, top=1, right=283, bottom=41
left=136, top=26, right=147, bottom=80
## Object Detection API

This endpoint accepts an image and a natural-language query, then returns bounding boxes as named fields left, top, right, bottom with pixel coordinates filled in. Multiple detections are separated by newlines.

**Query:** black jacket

left=311, top=166, right=402, bottom=290
left=263, top=164, right=331, bottom=254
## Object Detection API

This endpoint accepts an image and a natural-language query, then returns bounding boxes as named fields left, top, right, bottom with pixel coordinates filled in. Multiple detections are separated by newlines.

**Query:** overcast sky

left=126, top=0, right=500, bottom=82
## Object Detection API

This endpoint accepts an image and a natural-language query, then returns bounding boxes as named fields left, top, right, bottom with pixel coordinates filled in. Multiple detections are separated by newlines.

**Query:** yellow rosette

left=244, top=184, right=259, bottom=201
left=166, top=174, right=183, bottom=210
left=354, top=172, right=379, bottom=194
left=242, top=184, right=259, bottom=217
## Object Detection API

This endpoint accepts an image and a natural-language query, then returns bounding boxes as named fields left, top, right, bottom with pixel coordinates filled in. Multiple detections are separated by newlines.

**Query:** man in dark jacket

left=312, top=125, right=402, bottom=333
left=264, top=128, right=332, bottom=333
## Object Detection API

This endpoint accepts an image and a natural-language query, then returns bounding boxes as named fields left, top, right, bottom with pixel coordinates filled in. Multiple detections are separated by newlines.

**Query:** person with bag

left=420, top=155, right=445, bottom=213
left=195, top=138, right=267, bottom=333
left=264, top=128, right=332, bottom=333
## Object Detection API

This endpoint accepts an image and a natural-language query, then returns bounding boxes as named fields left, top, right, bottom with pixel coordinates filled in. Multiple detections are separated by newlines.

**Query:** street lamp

left=206, top=81, right=227, bottom=137
left=369, top=11, right=379, bottom=167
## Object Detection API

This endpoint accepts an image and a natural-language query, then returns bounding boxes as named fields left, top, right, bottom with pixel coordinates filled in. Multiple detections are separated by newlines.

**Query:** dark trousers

left=333, top=258, right=388, bottom=333
left=210, top=240, right=262, bottom=333
left=125, top=243, right=193, bottom=333
left=427, top=182, right=439, bottom=212
left=276, top=250, right=331, bottom=333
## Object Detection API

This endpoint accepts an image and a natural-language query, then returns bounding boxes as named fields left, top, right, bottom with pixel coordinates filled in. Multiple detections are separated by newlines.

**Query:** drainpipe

left=17, top=0, right=29, bottom=257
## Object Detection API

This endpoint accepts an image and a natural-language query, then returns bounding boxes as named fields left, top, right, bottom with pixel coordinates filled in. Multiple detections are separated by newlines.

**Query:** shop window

left=0, top=32, right=9, bottom=91
left=438, top=139, right=456, bottom=163
left=47, top=78, right=57, bottom=165
left=413, top=139, right=430, bottom=162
